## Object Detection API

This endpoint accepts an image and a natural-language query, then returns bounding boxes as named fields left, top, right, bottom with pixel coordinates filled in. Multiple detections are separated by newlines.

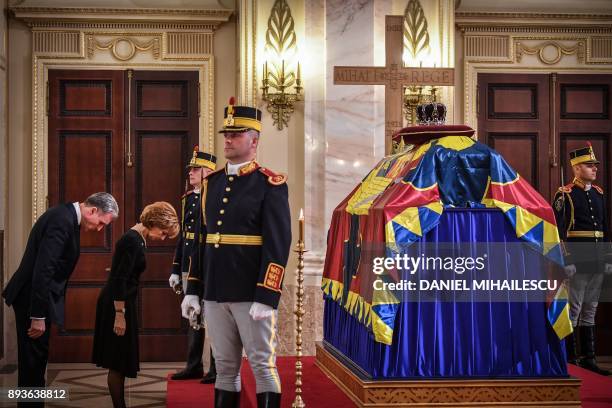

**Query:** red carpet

left=166, top=356, right=354, bottom=407
left=167, top=358, right=612, bottom=407
left=568, top=364, right=612, bottom=408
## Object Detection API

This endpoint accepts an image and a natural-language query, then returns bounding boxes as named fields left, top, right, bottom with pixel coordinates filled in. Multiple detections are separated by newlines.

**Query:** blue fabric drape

left=323, top=209, right=568, bottom=379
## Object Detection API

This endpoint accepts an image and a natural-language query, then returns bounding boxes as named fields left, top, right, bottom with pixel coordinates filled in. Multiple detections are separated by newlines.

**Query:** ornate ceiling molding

left=10, top=6, right=233, bottom=28
left=456, top=12, right=612, bottom=21
left=457, top=23, right=612, bottom=34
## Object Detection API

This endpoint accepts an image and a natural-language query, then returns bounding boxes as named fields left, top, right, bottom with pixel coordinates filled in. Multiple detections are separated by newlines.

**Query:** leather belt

left=184, top=232, right=204, bottom=241
left=206, top=233, right=263, bottom=246
left=567, top=230, right=604, bottom=238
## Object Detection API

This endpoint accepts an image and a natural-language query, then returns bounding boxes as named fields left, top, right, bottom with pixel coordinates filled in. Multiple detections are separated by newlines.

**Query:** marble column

left=277, top=0, right=392, bottom=356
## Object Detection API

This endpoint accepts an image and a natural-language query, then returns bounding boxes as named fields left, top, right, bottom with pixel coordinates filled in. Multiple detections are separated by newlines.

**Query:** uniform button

left=214, top=244, right=219, bottom=248
left=592, top=215, right=595, bottom=219
left=225, top=187, right=231, bottom=192
left=594, top=222, right=598, bottom=226
left=223, top=198, right=228, bottom=203
left=220, top=209, right=225, bottom=214
left=229, top=176, right=235, bottom=182
left=186, top=242, right=189, bottom=246
left=217, top=220, right=222, bottom=226
left=589, top=199, right=592, bottom=202
left=192, top=203, right=196, bottom=206
left=590, top=207, right=593, bottom=210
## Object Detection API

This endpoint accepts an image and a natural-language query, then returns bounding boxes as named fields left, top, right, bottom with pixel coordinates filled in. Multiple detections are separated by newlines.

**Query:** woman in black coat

left=92, top=202, right=179, bottom=408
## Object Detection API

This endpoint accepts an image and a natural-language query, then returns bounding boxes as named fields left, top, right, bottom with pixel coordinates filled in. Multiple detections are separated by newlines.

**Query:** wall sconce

left=403, top=82, right=439, bottom=124
left=261, top=0, right=302, bottom=131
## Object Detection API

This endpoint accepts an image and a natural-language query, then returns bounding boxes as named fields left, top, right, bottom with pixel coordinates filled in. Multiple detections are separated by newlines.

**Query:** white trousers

left=204, top=301, right=281, bottom=393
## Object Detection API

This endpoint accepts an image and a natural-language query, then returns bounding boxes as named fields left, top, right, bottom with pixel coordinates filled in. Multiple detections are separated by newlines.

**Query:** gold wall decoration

left=516, top=40, right=585, bottom=65
left=403, top=0, right=430, bottom=65
left=589, top=37, right=612, bottom=63
left=166, top=32, right=213, bottom=56
left=87, top=35, right=161, bottom=61
left=33, top=31, right=81, bottom=56
left=261, top=0, right=302, bottom=130
left=464, top=35, right=511, bottom=61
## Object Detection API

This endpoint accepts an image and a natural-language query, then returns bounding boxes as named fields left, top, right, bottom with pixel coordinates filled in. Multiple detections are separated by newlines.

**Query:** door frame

left=32, top=57, right=214, bottom=223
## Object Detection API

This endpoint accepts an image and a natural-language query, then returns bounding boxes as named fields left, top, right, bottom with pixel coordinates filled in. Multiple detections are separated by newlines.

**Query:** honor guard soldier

left=182, top=97, right=291, bottom=408
left=169, top=146, right=218, bottom=383
left=552, top=142, right=612, bottom=375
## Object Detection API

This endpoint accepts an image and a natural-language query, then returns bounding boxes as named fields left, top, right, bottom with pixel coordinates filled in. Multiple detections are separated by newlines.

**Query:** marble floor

left=0, top=362, right=186, bottom=407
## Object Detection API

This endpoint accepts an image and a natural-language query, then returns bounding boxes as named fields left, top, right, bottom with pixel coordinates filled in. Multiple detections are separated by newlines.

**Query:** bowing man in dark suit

left=2, top=192, right=119, bottom=393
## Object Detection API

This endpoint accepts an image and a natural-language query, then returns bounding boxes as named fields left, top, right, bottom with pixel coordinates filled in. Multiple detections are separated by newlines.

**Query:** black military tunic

left=172, top=190, right=204, bottom=276
left=187, top=161, right=291, bottom=309
left=552, top=178, right=608, bottom=264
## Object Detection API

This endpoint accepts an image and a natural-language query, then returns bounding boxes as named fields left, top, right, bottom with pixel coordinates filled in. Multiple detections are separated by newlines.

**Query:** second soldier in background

left=552, top=143, right=612, bottom=376
left=169, top=147, right=218, bottom=383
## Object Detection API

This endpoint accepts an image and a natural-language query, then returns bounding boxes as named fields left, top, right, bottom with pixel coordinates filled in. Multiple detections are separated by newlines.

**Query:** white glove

left=564, top=264, right=577, bottom=278
left=249, top=302, right=274, bottom=321
left=169, top=274, right=181, bottom=289
left=181, top=295, right=200, bottom=319
left=604, top=263, right=612, bottom=275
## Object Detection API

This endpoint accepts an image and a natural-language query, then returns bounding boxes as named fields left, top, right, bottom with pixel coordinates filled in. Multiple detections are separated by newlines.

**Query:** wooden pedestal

left=315, top=342, right=581, bottom=407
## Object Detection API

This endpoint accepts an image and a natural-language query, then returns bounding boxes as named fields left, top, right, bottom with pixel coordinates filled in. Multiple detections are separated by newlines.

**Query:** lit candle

left=297, top=62, right=301, bottom=81
left=299, top=208, right=304, bottom=242
left=281, top=59, right=285, bottom=84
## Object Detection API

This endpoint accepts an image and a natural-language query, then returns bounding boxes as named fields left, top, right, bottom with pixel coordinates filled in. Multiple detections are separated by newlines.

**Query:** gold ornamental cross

left=333, top=15, right=454, bottom=154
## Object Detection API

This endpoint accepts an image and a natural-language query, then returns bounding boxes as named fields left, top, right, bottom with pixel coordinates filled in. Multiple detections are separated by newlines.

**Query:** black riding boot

left=579, top=325, right=611, bottom=375
left=566, top=330, right=578, bottom=365
left=256, top=392, right=282, bottom=408
left=201, top=352, right=217, bottom=384
left=214, top=388, right=240, bottom=408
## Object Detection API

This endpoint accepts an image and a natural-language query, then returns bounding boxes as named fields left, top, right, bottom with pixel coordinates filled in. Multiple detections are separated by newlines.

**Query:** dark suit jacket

left=2, top=203, right=80, bottom=326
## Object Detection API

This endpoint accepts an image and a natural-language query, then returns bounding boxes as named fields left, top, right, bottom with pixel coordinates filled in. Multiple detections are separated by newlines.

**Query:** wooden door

left=478, top=72, right=612, bottom=355
left=556, top=74, right=612, bottom=355
left=47, top=69, right=199, bottom=362
left=47, top=70, right=126, bottom=362
left=477, top=73, right=551, bottom=199
left=127, top=70, right=199, bottom=361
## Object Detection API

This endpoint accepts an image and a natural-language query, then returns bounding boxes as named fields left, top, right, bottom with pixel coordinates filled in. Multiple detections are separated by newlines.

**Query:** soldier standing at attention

left=182, top=97, right=291, bottom=407
left=552, top=142, right=611, bottom=375
left=170, top=146, right=218, bottom=383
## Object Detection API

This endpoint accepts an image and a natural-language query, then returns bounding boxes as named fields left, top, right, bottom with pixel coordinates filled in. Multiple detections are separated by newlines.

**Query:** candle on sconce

left=297, top=62, right=301, bottom=82
left=281, top=59, right=285, bottom=84
left=419, top=60, right=423, bottom=68
left=299, top=208, right=304, bottom=242
left=264, top=61, right=268, bottom=81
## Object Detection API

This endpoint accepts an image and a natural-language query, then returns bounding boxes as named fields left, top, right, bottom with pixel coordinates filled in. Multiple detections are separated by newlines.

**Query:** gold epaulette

left=181, top=189, right=194, bottom=199
left=205, top=167, right=225, bottom=179
left=259, top=166, right=287, bottom=185
left=558, top=184, right=573, bottom=194
left=593, top=184, right=604, bottom=194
